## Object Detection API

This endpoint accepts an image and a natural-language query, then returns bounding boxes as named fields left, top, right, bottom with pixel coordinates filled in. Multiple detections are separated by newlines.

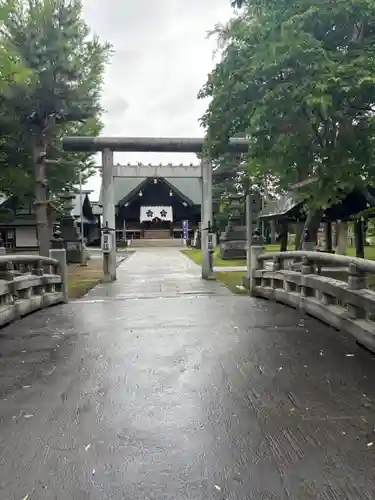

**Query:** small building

left=0, top=194, right=43, bottom=250
left=70, top=191, right=100, bottom=245
left=258, top=189, right=375, bottom=255
left=0, top=191, right=98, bottom=250
left=100, top=175, right=201, bottom=242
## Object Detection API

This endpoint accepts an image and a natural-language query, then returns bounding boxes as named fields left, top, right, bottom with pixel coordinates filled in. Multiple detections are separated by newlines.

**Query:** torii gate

left=62, top=136, right=250, bottom=281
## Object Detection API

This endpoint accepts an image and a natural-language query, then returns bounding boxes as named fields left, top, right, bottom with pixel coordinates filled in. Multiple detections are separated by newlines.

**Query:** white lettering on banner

left=140, top=206, right=173, bottom=222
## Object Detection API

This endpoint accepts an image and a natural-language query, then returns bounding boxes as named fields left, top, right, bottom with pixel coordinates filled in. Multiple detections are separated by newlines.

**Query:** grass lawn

left=117, top=247, right=136, bottom=253
left=183, top=245, right=375, bottom=269
left=67, top=259, right=103, bottom=299
left=344, top=246, right=375, bottom=259
left=265, top=244, right=375, bottom=260
left=264, top=244, right=294, bottom=252
left=215, top=271, right=248, bottom=294
left=182, top=244, right=375, bottom=295
left=181, top=249, right=247, bottom=293
left=67, top=251, right=135, bottom=299
left=181, top=248, right=246, bottom=267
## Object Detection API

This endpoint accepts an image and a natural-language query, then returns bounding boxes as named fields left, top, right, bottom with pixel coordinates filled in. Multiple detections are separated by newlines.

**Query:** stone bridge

left=0, top=248, right=375, bottom=499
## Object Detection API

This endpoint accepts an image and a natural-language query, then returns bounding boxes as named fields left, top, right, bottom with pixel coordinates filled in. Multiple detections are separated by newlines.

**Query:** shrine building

left=99, top=170, right=201, bottom=241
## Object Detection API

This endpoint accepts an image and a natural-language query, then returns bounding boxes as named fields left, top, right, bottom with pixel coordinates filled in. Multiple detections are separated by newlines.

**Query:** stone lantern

left=57, top=192, right=82, bottom=263
left=219, top=196, right=247, bottom=260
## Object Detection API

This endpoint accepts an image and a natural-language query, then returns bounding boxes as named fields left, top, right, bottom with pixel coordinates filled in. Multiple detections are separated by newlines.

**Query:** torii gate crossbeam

left=62, top=136, right=251, bottom=283
left=112, top=164, right=202, bottom=178
left=62, top=136, right=250, bottom=153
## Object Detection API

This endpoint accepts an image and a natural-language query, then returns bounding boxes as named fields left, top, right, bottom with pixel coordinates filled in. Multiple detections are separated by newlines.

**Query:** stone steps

left=129, top=239, right=185, bottom=248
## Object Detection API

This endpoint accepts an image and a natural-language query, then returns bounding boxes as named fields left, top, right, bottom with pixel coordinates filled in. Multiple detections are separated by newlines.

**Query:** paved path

left=87, top=247, right=130, bottom=264
left=1, top=248, right=375, bottom=499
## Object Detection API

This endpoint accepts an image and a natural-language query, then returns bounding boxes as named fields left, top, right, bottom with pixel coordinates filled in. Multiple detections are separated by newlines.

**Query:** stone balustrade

left=250, top=249, right=375, bottom=353
left=0, top=250, right=67, bottom=328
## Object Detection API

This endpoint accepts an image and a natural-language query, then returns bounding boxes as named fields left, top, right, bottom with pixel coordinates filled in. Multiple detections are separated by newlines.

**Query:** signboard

left=140, top=206, right=173, bottom=222
left=101, top=233, right=111, bottom=253
left=182, top=220, right=189, bottom=240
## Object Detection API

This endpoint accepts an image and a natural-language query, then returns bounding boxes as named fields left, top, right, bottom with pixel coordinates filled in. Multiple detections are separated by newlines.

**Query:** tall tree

left=212, top=152, right=276, bottom=232
left=0, top=0, right=32, bottom=194
left=1, top=0, right=111, bottom=255
left=0, top=1, right=30, bottom=90
left=200, top=0, right=375, bottom=244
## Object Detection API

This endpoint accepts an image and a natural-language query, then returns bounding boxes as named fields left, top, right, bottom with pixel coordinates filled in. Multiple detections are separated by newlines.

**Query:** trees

left=212, top=151, right=275, bottom=232
left=1, top=0, right=111, bottom=255
left=0, top=1, right=30, bottom=91
left=200, top=0, right=375, bottom=243
left=212, top=153, right=245, bottom=231
left=0, top=2, right=33, bottom=195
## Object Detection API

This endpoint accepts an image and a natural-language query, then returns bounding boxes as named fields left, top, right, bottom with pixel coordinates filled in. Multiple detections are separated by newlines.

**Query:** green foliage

left=46, top=117, right=103, bottom=194
left=0, top=0, right=111, bottom=196
left=0, top=1, right=31, bottom=91
left=3, top=0, right=111, bottom=124
left=201, top=0, right=375, bottom=209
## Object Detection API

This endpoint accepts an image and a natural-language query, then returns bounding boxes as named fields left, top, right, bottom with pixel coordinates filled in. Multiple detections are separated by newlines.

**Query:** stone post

left=336, top=221, right=348, bottom=255
left=302, top=228, right=315, bottom=251
left=50, top=248, right=68, bottom=303
left=347, top=262, right=366, bottom=319
left=249, top=245, right=265, bottom=294
left=102, top=148, right=116, bottom=282
left=0, top=235, right=5, bottom=255
left=246, top=194, right=252, bottom=281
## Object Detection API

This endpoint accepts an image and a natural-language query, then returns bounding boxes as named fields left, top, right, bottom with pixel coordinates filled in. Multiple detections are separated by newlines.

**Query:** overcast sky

left=81, top=0, right=233, bottom=197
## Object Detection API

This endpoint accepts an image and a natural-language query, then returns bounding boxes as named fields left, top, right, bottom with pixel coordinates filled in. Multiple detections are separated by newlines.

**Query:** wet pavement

left=1, top=248, right=375, bottom=499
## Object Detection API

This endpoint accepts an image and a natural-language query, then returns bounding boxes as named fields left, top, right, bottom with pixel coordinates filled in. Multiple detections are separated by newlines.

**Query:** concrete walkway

left=0, top=248, right=375, bottom=499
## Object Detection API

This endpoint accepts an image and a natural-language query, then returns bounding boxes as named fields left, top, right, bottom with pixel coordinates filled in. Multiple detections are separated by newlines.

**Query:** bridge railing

left=249, top=248, right=375, bottom=353
left=0, top=250, right=68, bottom=328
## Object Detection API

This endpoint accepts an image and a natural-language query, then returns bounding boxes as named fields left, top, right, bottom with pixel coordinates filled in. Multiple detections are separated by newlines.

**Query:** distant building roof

left=0, top=194, right=9, bottom=206
left=71, top=193, right=87, bottom=217
left=91, top=201, right=102, bottom=216
left=258, top=188, right=375, bottom=222
left=258, top=193, right=302, bottom=219
left=71, top=192, right=95, bottom=221
left=100, top=177, right=202, bottom=207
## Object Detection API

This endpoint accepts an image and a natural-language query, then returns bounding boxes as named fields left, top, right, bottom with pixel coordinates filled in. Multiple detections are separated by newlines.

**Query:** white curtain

left=140, top=206, right=173, bottom=222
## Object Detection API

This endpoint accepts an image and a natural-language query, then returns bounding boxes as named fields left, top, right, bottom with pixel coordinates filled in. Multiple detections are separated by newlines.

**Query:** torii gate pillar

left=102, top=148, right=117, bottom=282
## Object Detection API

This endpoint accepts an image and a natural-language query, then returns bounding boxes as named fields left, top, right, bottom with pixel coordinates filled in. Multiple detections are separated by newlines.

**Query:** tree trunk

left=47, top=194, right=55, bottom=242
left=280, top=222, right=288, bottom=251
left=354, top=218, right=365, bottom=258
left=297, top=209, right=323, bottom=250
left=294, top=222, right=304, bottom=250
left=34, top=138, right=50, bottom=257
left=324, top=222, right=333, bottom=252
